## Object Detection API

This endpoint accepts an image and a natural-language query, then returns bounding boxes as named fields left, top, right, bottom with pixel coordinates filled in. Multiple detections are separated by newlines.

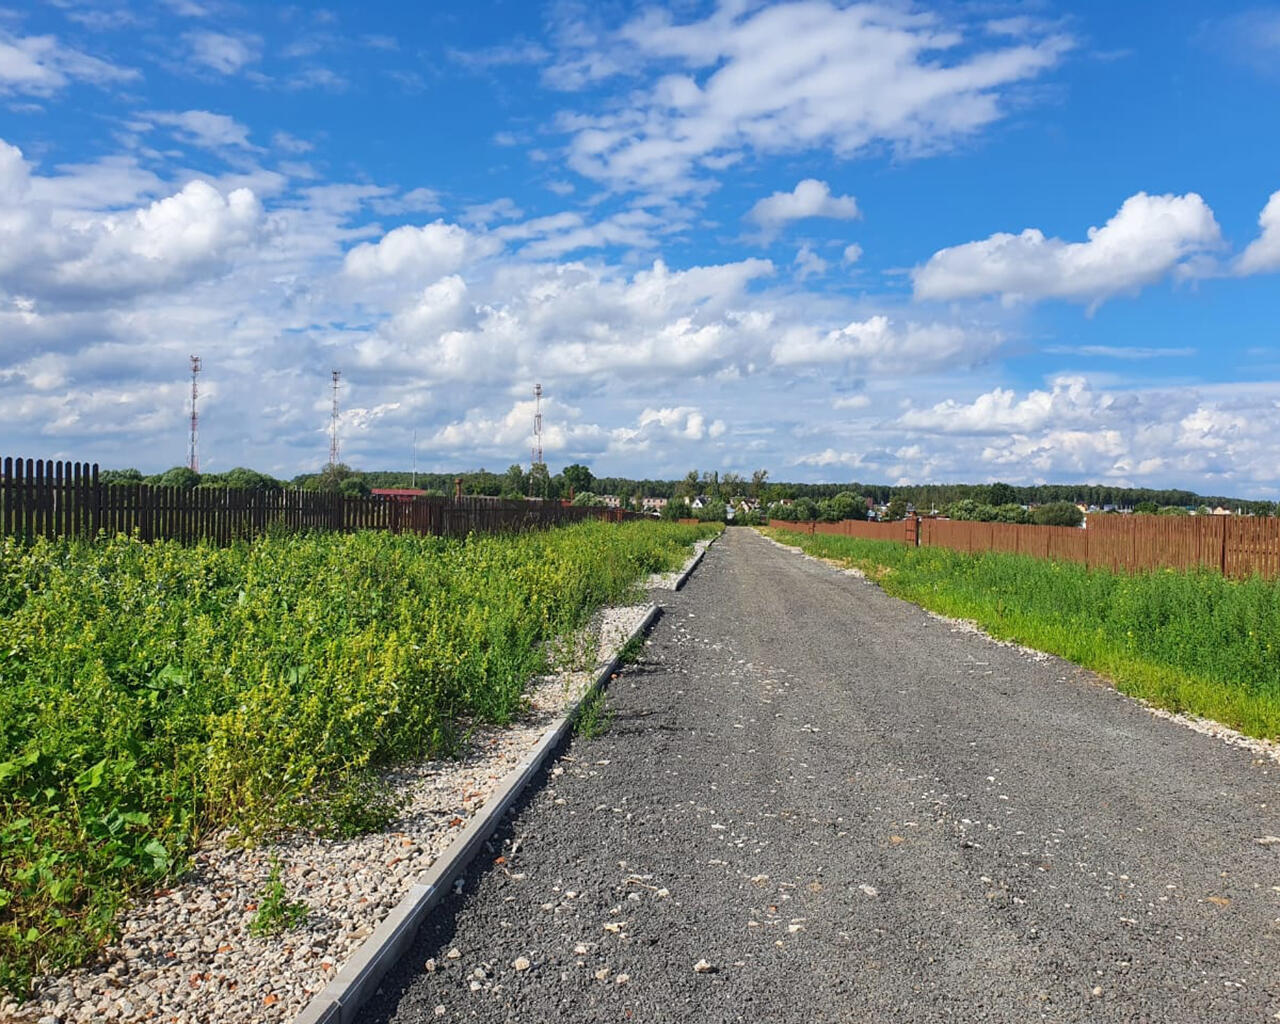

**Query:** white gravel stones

left=693, top=959, right=714, bottom=973
left=646, top=538, right=715, bottom=589
left=3, top=603, right=655, bottom=1024
left=512, top=957, right=531, bottom=972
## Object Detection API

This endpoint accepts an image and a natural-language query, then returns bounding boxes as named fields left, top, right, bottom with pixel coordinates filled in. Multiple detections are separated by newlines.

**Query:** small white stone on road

left=858, top=884, right=878, bottom=897
left=615, top=973, right=630, bottom=985
left=693, top=959, right=714, bottom=973
left=446, top=947, right=461, bottom=959
left=512, top=957, right=531, bottom=972
left=434, top=1007, right=445, bottom=1017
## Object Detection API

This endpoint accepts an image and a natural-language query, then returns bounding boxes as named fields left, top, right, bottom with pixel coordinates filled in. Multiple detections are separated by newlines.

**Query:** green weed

left=574, top=688, right=613, bottom=740
left=247, top=858, right=307, bottom=937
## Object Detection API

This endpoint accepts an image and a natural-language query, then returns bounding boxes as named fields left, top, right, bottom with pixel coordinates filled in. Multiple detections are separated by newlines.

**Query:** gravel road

left=358, top=527, right=1280, bottom=1023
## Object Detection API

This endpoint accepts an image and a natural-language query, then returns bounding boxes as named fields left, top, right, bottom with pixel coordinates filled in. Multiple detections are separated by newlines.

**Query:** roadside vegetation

left=762, top=528, right=1280, bottom=742
left=0, top=520, right=716, bottom=995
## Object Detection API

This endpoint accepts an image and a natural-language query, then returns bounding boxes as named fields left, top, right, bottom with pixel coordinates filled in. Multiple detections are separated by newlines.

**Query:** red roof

left=372, top=488, right=426, bottom=497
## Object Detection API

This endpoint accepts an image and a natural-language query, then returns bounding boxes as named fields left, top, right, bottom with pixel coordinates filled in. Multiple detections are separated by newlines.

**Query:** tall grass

left=0, top=521, right=717, bottom=994
left=762, top=528, right=1280, bottom=741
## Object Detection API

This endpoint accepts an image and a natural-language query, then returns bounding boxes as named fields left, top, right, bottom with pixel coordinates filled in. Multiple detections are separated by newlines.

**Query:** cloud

left=793, top=243, right=827, bottom=281
left=912, top=191, right=1223, bottom=307
left=1236, top=190, right=1280, bottom=276
left=832, top=394, right=870, bottom=410
left=901, top=376, right=1103, bottom=434
left=771, top=314, right=1003, bottom=374
left=342, top=220, right=500, bottom=287
left=553, top=2, right=1069, bottom=194
left=0, top=141, right=265, bottom=306
left=182, top=30, right=260, bottom=75
left=746, top=179, right=859, bottom=236
left=0, top=30, right=137, bottom=95
left=144, top=110, right=256, bottom=152
left=894, top=376, right=1280, bottom=490
left=842, top=243, right=863, bottom=265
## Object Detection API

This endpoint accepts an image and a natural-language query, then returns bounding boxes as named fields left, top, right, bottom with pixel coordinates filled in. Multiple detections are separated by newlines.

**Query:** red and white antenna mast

left=329, top=370, right=342, bottom=469
left=188, top=355, right=201, bottom=472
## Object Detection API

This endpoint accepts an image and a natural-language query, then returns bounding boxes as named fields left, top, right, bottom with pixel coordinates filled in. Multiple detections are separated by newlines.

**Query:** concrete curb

left=293, top=603, right=661, bottom=1024
left=671, top=533, right=716, bottom=591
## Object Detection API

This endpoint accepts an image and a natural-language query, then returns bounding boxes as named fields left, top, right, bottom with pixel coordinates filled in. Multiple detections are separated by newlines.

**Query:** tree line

left=98, top=463, right=1277, bottom=518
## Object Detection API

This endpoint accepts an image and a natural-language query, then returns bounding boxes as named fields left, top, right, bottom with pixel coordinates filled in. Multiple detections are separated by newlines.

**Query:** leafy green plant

left=247, top=858, right=307, bottom=937
left=573, top=688, right=613, bottom=740
left=0, top=520, right=716, bottom=995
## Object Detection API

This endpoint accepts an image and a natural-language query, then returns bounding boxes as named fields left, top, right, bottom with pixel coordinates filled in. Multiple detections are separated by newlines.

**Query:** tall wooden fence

left=0, top=456, right=635, bottom=545
left=770, top=513, right=1280, bottom=581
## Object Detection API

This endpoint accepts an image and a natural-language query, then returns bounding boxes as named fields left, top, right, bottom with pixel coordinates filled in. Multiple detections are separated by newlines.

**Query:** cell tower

left=532, top=378, right=542, bottom=460
left=329, top=370, right=342, bottom=469
left=187, top=355, right=201, bottom=472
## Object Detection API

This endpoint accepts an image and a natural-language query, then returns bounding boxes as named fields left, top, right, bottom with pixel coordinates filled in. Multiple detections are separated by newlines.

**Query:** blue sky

left=2, top=1, right=1279, bottom=494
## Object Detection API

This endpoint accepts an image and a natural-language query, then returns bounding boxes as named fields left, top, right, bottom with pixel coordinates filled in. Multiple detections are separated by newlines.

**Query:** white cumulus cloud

left=746, top=179, right=859, bottom=236
left=1236, top=190, right=1280, bottom=276
left=912, top=191, right=1223, bottom=307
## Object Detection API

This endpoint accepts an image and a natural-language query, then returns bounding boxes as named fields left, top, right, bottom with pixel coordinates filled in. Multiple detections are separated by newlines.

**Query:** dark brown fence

left=770, top=512, right=1280, bottom=581
left=0, top=456, right=636, bottom=545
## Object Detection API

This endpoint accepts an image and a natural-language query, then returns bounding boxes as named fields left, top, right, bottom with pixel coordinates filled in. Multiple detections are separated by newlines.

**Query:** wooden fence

left=769, top=513, right=1280, bottom=581
left=0, top=456, right=635, bottom=545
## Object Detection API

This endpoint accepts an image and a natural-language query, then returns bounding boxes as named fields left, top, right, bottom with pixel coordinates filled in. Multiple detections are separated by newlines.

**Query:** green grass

left=0, top=520, right=718, bottom=995
left=247, top=858, right=308, bottom=937
left=572, top=688, right=614, bottom=740
left=761, top=527, right=1280, bottom=741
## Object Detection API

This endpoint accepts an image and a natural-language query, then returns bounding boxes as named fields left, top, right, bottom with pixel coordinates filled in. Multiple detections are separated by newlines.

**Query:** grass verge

left=760, top=527, right=1280, bottom=742
left=0, top=519, right=718, bottom=995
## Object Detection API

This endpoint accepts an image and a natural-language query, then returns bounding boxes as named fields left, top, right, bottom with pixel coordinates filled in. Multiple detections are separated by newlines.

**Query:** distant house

left=641, top=496, right=669, bottom=513
left=598, top=494, right=622, bottom=508
left=690, top=495, right=710, bottom=509
left=1211, top=506, right=1232, bottom=516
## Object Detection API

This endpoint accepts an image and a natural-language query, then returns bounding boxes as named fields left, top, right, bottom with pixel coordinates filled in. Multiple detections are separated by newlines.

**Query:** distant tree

left=750, top=469, right=769, bottom=500
left=987, top=482, right=1018, bottom=506
left=1134, top=500, right=1159, bottom=514
left=100, top=468, right=144, bottom=485
left=661, top=498, right=687, bottom=520
left=675, top=470, right=700, bottom=500
left=792, top=497, right=818, bottom=521
left=1031, top=502, right=1084, bottom=527
left=312, top=463, right=357, bottom=492
left=561, top=464, right=595, bottom=497
left=339, top=477, right=370, bottom=497
left=570, top=491, right=600, bottom=506
left=993, top=503, right=1030, bottom=524
left=883, top=497, right=909, bottom=522
left=202, top=467, right=283, bottom=490
left=693, top=498, right=727, bottom=523
left=1157, top=505, right=1189, bottom=516
left=152, top=466, right=201, bottom=489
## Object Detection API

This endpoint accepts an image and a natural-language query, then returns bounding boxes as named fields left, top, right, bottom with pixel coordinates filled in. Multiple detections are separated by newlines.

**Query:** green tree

left=1134, top=500, right=1158, bottom=514
left=750, top=469, right=769, bottom=500
left=100, top=468, right=144, bottom=485
left=1031, top=502, right=1084, bottom=527
left=987, top=482, right=1018, bottom=506
left=883, top=497, right=909, bottom=522
left=561, top=464, right=595, bottom=497
left=570, top=491, right=600, bottom=506
left=152, top=466, right=201, bottom=489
